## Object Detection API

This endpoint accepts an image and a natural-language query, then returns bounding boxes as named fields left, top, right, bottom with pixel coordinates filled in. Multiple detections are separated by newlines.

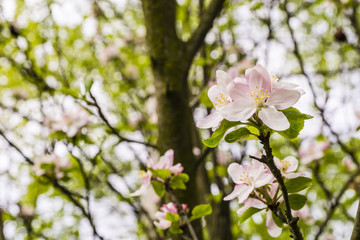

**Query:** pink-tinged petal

left=245, top=64, right=271, bottom=93
left=272, top=81, right=305, bottom=95
left=266, top=88, right=301, bottom=110
left=216, top=70, right=233, bottom=91
left=274, top=157, right=282, bottom=170
left=208, top=85, right=223, bottom=106
left=284, top=172, right=304, bottom=179
left=169, top=163, right=183, bottom=174
left=227, top=81, right=251, bottom=101
left=237, top=185, right=255, bottom=203
left=130, top=184, right=148, bottom=197
left=224, top=184, right=249, bottom=201
left=258, top=107, right=290, bottom=131
left=146, top=157, right=155, bottom=168
left=237, top=198, right=265, bottom=216
left=253, top=172, right=274, bottom=188
left=227, top=163, right=248, bottom=184
left=266, top=211, right=282, bottom=238
left=269, top=182, right=279, bottom=199
left=220, top=101, right=256, bottom=122
left=284, top=156, right=298, bottom=172
left=196, top=111, right=223, bottom=129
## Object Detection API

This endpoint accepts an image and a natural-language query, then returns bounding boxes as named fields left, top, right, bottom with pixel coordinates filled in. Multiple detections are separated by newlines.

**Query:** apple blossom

left=298, top=140, right=329, bottom=164
left=130, top=149, right=184, bottom=197
left=154, top=202, right=187, bottom=229
left=224, top=160, right=274, bottom=203
left=196, top=70, right=234, bottom=129
left=221, top=64, right=303, bottom=131
left=274, top=156, right=303, bottom=179
left=34, top=153, right=71, bottom=179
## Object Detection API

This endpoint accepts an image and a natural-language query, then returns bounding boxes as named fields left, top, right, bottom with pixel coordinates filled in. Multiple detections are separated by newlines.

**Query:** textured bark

left=141, top=0, right=228, bottom=238
left=351, top=199, right=360, bottom=240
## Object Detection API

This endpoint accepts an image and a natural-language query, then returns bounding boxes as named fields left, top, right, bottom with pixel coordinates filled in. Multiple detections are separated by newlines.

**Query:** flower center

left=248, top=86, right=270, bottom=106
left=240, top=171, right=251, bottom=184
left=139, top=170, right=147, bottom=178
left=280, top=160, right=291, bottom=172
left=214, top=93, right=229, bottom=109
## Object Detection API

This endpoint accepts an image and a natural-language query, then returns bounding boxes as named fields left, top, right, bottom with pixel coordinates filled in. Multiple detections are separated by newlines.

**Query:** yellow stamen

left=214, top=93, right=228, bottom=108
left=280, top=160, right=291, bottom=172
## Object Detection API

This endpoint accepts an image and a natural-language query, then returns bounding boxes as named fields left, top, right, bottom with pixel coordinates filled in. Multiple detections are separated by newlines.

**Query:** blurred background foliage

left=0, top=0, right=360, bottom=239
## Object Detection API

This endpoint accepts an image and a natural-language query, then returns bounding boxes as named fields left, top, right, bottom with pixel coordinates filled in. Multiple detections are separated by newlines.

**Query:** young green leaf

left=189, top=204, right=213, bottom=221
left=285, top=177, right=312, bottom=193
left=202, top=120, right=241, bottom=148
left=278, top=107, right=313, bottom=139
left=238, top=207, right=263, bottom=225
left=225, top=127, right=251, bottom=143
left=169, top=173, right=189, bottom=190
left=165, top=212, right=179, bottom=222
left=148, top=168, right=171, bottom=181
left=288, top=194, right=307, bottom=210
left=152, top=181, right=165, bottom=198
left=169, top=222, right=183, bottom=234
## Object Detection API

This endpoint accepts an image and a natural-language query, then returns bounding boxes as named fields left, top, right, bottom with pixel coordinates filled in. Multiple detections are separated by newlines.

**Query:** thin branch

left=186, top=0, right=226, bottom=62
left=88, top=91, right=158, bottom=149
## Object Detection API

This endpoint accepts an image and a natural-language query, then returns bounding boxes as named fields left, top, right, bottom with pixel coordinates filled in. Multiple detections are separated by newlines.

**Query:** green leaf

left=169, top=173, right=189, bottom=190
left=165, top=212, right=179, bottom=222
left=238, top=207, right=263, bottom=224
left=225, top=127, right=251, bottom=143
left=149, top=168, right=171, bottom=181
left=189, top=204, right=212, bottom=221
left=288, top=194, right=307, bottom=210
left=202, top=120, right=241, bottom=148
left=200, top=88, right=213, bottom=108
left=245, top=126, right=260, bottom=140
left=169, top=222, right=183, bottom=234
left=285, top=177, right=312, bottom=193
left=152, top=181, right=165, bottom=198
left=278, top=107, right=313, bottom=139
left=272, top=212, right=283, bottom=227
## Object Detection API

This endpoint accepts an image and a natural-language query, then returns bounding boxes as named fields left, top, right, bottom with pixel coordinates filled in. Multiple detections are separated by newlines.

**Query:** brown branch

left=186, top=0, right=226, bottom=62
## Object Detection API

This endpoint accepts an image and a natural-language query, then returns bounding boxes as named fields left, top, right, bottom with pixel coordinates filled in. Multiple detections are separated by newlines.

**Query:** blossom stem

left=258, top=132, right=303, bottom=240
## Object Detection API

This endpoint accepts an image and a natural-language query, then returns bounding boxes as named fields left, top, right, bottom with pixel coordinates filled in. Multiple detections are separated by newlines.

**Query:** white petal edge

left=258, top=107, right=290, bottom=131
left=196, top=112, right=223, bottom=129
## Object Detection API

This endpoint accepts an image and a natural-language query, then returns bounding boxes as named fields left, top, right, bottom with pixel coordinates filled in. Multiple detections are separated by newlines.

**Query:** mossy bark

left=141, top=0, right=230, bottom=239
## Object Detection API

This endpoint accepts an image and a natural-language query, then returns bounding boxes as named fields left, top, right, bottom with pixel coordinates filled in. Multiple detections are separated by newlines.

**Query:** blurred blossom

left=98, top=44, right=119, bottom=64
left=292, top=205, right=314, bottom=224
left=34, top=153, right=71, bottom=179
left=226, top=58, right=253, bottom=79
left=44, top=103, right=91, bottom=138
left=11, top=88, right=29, bottom=101
left=19, top=204, right=35, bottom=217
left=343, top=156, right=357, bottom=172
left=216, top=151, right=232, bottom=165
left=154, top=202, right=187, bottom=229
left=298, top=140, right=329, bottom=165
left=192, top=147, right=201, bottom=156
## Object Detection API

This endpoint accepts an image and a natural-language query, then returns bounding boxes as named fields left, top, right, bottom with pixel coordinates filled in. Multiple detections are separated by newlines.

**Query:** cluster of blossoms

left=130, top=149, right=183, bottom=196
left=196, top=64, right=304, bottom=131
left=34, top=153, right=71, bottom=179
left=154, top=202, right=188, bottom=229
left=224, top=155, right=304, bottom=237
left=44, top=102, right=91, bottom=138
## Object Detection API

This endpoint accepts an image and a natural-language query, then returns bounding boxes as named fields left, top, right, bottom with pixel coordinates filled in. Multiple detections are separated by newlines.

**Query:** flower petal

left=266, top=88, right=301, bottom=110
left=284, top=156, right=298, bottom=172
left=237, top=198, right=265, bottom=216
left=272, top=81, right=305, bottom=95
left=274, top=157, right=282, bottom=170
left=266, top=211, right=282, bottom=238
left=227, top=81, right=251, bottom=101
left=245, top=64, right=271, bottom=93
left=237, top=185, right=254, bottom=203
left=227, top=163, right=247, bottom=184
left=196, top=111, right=223, bottom=129
left=208, top=85, right=224, bottom=106
left=220, top=101, right=256, bottom=122
left=216, top=70, right=233, bottom=92
left=258, top=107, right=290, bottom=131
left=223, top=184, right=249, bottom=201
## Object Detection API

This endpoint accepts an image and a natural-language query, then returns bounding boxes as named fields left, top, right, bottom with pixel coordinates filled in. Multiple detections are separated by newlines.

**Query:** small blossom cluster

left=196, top=64, right=304, bottom=131
left=154, top=202, right=187, bottom=229
left=34, top=153, right=71, bottom=179
left=130, top=149, right=183, bottom=196
left=224, top=156, right=303, bottom=237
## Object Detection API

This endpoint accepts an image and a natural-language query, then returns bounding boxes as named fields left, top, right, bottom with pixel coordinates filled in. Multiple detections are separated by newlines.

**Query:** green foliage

left=288, top=194, right=307, bottom=210
left=225, top=127, right=251, bottom=143
left=278, top=108, right=313, bottom=139
left=152, top=181, right=165, bottom=198
left=285, top=177, right=312, bottom=193
left=202, top=120, right=241, bottom=148
left=189, top=204, right=213, bottom=221
left=165, top=212, right=180, bottom=222
left=170, top=173, right=189, bottom=190
left=149, top=168, right=171, bottom=181
left=238, top=207, right=263, bottom=225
